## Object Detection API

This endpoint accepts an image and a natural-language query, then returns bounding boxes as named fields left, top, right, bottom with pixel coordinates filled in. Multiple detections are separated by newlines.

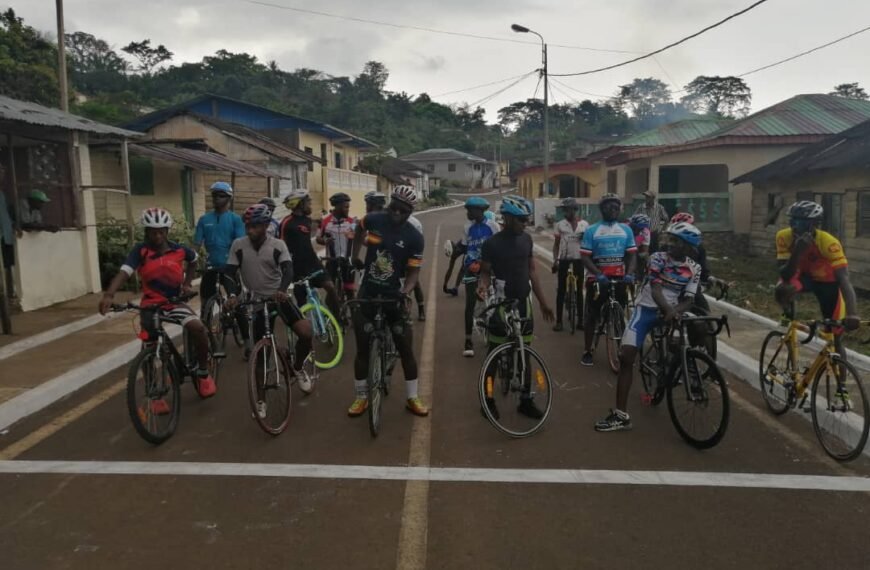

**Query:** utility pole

left=512, top=24, right=549, bottom=196
left=56, top=0, right=69, bottom=111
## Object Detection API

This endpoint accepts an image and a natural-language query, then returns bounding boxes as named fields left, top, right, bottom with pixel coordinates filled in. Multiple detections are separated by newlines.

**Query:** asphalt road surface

left=1, top=202, right=869, bottom=569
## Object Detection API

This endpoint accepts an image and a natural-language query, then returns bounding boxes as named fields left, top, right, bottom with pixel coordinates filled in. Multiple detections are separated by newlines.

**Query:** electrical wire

left=549, top=78, right=611, bottom=100
left=433, top=70, right=538, bottom=97
left=551, top=0, right=771, bottom=77
left=531, top=73, right=544, bottom=102
left=466, top=73, right=536, bottom=108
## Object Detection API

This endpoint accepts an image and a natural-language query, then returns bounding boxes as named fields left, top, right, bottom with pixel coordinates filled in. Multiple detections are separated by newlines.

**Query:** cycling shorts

left=141, top=304, right=198, bottom=340
left=780, top=274, right=845, bottom=320
left=622, top=305, right=660, bottom=349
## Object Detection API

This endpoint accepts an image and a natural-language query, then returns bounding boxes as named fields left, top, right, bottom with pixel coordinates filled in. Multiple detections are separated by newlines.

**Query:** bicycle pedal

left=640, top=394, right=653, bottom=406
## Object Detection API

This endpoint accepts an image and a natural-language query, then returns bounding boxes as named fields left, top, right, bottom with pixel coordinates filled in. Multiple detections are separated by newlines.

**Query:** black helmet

left=329, top=192, right=351, bottom=206
left=258, top=197, right=276, bottom=211
left=599, top=193, right=622, bottom=209
left=364, top=190, right=386, bottom=205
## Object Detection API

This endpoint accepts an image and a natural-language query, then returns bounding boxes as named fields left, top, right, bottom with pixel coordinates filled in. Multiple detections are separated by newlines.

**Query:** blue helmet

left=243, top=204, right=273, bottom=226
left=629, top=213, right=651, bottom=229
left=666, top=222, right=702, bottom=247
left=210, top=181, right=233, bottom=196
left=499, top=196, right=533, bottom=218
left=465, top=196, right=490, bottom=210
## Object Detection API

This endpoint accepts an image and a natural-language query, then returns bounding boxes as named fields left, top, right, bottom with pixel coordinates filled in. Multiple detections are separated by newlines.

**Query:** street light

left=512, top=23, right=549, bottom=197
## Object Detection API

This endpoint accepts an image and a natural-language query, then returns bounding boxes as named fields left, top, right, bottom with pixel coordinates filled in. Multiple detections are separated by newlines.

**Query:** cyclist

left=774, top=200, right=860, bottom=334
left=194, top=182, right=246, bottom=323
left=478, top=196, right=555, bottom=419
left=258, top=197, right=281, bottom=238
left=99, top=208, right=216, bottom=399
left=279, top=190, right=341, bottom=318
left=319, top=192, right=358, bottom=303
left=552, top=197, right=589, bottom=332
left=595, top=222, right=703, bottom=432
left=580, top=193, right=637, bottom=367
left=364, top=190, right=386, bottom=215
left=454, top=196, right=500, bottom=357
left=225, top=205, right=314, bottom=405
left=348, top=185, right=429, bottom=418
left=668, top=212, right=723, bottom=313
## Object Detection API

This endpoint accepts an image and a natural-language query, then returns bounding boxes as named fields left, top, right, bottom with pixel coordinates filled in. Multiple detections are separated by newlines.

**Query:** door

left=180, top=167, right=194, bottom=226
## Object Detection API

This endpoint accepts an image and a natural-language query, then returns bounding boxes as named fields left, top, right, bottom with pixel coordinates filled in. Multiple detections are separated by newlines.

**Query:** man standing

left=634, top=190, right=669, bottom=252
left=319, top=192, right=357, bottom=302
left=194, top=181, right=246, bottom=312
left=552, top=197, right=588, bottom=332
left=0, top=164, right=16, bottom=300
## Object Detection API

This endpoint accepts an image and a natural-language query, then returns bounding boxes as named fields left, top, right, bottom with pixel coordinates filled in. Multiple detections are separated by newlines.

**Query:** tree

left=681, top=75, right=751, bottom=118
left=122, top=39, right=173, bottom=74
left=65, top=31, right=128, bottom=94
left=830, top=82, right=868, bottom=100
left=0, top=8, right=59, bottom=106
left=616, top=78, right=672, bottom=122
left=356, top=61, right=389, bottom=93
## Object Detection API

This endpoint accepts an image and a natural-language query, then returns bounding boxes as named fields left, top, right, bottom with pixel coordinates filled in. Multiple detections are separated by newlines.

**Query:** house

left=733, top=118, right=870, bottom=289
left=125, top=95, right=378, bottom=218
left=600, top=95, right=870, bottom=233
left=0, top=94, right=139, bottom=312
left=358, top=155, right=431, bottom=201
left=401, top=148, right=496, bottom=189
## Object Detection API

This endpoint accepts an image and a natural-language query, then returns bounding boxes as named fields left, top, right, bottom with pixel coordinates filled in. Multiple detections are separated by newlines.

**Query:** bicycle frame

left=295, top=270, right=329, bottom=337
left=779, top=321, right=839, bottom=401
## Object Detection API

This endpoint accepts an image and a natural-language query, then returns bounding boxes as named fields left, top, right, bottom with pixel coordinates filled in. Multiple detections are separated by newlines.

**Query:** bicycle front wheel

left=127, top=348, right=181, bottom=445
left=478, top=342, right=553, bottom=438
left=247, top=339, right=292, bottom=435
left=566, top=280, right=577, bottom=335
left=758, top=331, right=794, bottom=415
left=368, top=337, right=385, bottom=438
left=667, top=348, right=730, bottom=449
left=299, top=303, right=344, bottom=370
left=811, top=355, right=870, bottom=462
left=202, top=296, right=226, bottom=354
left=605, top=304, right=625, bottom=373
left=639, top=336, right=665, bottom=406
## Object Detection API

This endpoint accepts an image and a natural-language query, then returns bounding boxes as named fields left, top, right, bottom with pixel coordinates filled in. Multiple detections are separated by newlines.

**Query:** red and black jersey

left=121, top=241, right=197, bottom=306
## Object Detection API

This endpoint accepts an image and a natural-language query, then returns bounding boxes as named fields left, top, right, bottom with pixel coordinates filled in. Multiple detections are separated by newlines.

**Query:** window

left=304, top=147, right=314, bottom=172
left=130, top=156, right=154, bottom=195
left=448, top=163, right=456, bottom=172
left=607, top=170, right=617, bottom=194
left=334, top=152, right=343, bottom=170
left=473, top=164, right=481, bottom=171
left=320, top=143, right=328, bottom=166
left=858, top=191, right=870, bottom=237
left=14, top=141, right=76, bottom=227
left=427, top=164, right=435, bottom=172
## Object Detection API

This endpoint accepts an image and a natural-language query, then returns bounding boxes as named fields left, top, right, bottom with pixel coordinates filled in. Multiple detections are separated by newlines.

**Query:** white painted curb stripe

left=0, top=460, right=868, bottom=492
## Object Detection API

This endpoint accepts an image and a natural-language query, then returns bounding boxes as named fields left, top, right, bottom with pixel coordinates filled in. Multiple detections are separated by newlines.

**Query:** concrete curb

left=416, top=200, right=464, bottom=215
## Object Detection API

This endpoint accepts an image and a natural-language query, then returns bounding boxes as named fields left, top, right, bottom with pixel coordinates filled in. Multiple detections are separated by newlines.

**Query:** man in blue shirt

left=194, top=181, right=246, bottom=319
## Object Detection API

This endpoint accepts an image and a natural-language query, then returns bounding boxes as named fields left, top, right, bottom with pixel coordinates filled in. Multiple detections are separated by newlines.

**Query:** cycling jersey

left=267, top=218, right=280, bottom=239
left=554, top=218, right=589, bottom=260
left=633, top=227, right=651, bottom=249
left=460, top=217, right=501, bottom=281
left=775, top=228, right=847, bottom=283
left=280, top=214, right=322, bottom=279
left=359, top=212, right=424, bottom=297
left=194, top=210, right=245, bottom=267
left=580, top=221, right=637, bottom=281
left=636, top=252, right=701, bottom=308
left=481, top=230, right=533, bottom=301
left=408, top=215, right=423, bottom=235
left=321, top=213, right=357, bottom=258
left=121, top=241, right=197, bottom=306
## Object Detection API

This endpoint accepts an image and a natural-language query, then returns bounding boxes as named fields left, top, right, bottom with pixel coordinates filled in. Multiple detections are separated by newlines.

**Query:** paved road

left=1, top=203, right=869, bottom=569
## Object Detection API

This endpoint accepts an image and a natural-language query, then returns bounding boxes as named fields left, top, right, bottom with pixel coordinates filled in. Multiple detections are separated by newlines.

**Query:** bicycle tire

left=605, top=304, right=624, bottom=373
left=299, top=303, right=344, bottom=370
left=758, top=330, right=793, bottom=416
left=478, top=342, right=553, bottom=438
left=566, top=280, right=577, bottom=335
left=247, top=338, right=292, bottom=435
left=810, top=355, right=870, bottom=462
left=667, top=348, right=730, bottom=449
left=368, top=336, right=385, bottom=438
left=639, top=335, right=666, bottom=406
left=202, top=296, right=226, bottom=354
left=126, top=347, right=181, bottom=445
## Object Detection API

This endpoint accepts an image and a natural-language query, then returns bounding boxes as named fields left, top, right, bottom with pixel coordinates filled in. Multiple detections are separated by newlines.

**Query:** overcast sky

left=13, top=0, right=870, bottom=122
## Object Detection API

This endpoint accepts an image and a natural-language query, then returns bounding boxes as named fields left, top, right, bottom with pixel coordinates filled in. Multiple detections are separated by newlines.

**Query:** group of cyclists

left=97, top=174, right=862, bottom=437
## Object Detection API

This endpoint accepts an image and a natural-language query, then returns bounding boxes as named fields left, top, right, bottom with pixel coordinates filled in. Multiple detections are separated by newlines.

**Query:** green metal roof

left=617, top=118, right=732, bottom=147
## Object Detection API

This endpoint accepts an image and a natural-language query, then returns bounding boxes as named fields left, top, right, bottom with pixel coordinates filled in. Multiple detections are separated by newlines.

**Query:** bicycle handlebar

left=111, top=292, right=198, bottom=313
left=293, top=269, right=325, bottom=286
left=679, top=314, right=730, bottom=338
left=794, top=318, right=870, bottom=344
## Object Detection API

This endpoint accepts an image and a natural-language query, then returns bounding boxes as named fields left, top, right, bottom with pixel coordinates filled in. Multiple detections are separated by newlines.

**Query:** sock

left=197, top=368, right=209, bottom=377
left=354, top=379, right=367, bottom=398
left=406, top=379, right=419, bottom=399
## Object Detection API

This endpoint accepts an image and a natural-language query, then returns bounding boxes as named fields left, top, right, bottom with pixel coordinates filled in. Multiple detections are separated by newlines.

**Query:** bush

left=419, top=187, right=452, bottom=210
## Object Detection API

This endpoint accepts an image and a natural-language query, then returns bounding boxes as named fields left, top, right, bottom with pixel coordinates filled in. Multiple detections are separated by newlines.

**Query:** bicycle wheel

left=247, top=338, right=292, bottom=435
left=126, top=348, right=181, bottom=445
left=605, top=304, right=625, bottom=373
left=566, top=280, right=577, bottom=335
left=667, top=348, right=730, bottom=449
left=639, top=335, right=666, bottom=406
left=479, top=342, right=553, bottom=438
left=810, top=355, right=870, bottom=462
left=368, top=337, right=385, bottom=437
left=202, top=296, right=226, bottom=354
left=299, top=303, right=344, bottom=370
left=758, top=331, right=794, bottom=415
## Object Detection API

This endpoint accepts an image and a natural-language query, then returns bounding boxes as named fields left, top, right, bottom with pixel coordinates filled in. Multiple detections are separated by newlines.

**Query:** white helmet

left=141, top=207, right=173, bottom=229
left=391, top=185, right=418, bottom=209
left=444, top=239, right=454, bottom=258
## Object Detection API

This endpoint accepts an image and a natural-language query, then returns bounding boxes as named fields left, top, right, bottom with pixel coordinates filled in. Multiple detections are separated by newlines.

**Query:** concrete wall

left=517, top=166, right=605, bottom=202
left=406, top=159, right=482, bottom=187
left=297, top=130, right=360, bottom=215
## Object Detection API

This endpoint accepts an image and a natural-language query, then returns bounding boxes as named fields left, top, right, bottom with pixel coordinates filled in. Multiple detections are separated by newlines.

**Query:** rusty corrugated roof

left=0, top=94, right=140, bottom=138
left=130, top=144, right=286, bottom=178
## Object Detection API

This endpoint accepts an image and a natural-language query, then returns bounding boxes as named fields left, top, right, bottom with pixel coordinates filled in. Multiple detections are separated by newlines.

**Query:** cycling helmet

left=444, top=239, right=454, bottom=258
left=599, top=193, right=622, bottom=208
left=787, top=200, right=824, bottom=220
left=670, top=212, right=695, bottom=225
left=329, top=192, right=351, bottom=206
left=499, top=195, right=533, bottom=218
left=629, top=213, right=651, bottom=229
left=258, top=197, right=276, bottom=211
left=666, top=222, right=702, bottom=247
left=141, top=207, right=173, bottom=229
left=465, top=196, right=490, bottom=210
left=391, top=185, right=419, bottom=208
left=210, top=181, right=233, bottom=196
left=282, top=190, right=309, bottom=210
left=243, top=204, right=273, bottom=225
left=364, top=190, right=387, bottom=205
left=561, top=197, right=578, bottom=209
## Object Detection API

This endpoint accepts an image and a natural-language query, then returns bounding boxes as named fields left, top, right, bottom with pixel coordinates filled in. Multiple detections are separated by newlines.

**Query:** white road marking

left=0, top=314, right=108, bottom=361
left=0, top=460, right=868, bottom=492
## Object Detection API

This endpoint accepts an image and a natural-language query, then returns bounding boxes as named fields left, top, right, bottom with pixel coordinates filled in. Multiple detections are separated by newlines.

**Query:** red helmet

left=670, top=212, right=695, bottom=225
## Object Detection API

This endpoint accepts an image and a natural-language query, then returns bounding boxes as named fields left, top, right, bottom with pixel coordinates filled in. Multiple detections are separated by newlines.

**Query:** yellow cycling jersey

left=775, top=228, right=847, bottom=283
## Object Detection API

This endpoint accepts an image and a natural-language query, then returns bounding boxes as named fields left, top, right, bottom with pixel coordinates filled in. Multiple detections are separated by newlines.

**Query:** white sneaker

left=256, top=400, right=267, bottom=419
left=296, top=369, right=314, bottom=395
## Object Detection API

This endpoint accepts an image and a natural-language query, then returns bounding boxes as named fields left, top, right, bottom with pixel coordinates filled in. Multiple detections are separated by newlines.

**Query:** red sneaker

left=196, top=375, right=217, bottom=398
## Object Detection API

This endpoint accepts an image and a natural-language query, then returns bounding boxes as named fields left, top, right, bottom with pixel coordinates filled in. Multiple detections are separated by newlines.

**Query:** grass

left=707, top=243, right=870, bottom=355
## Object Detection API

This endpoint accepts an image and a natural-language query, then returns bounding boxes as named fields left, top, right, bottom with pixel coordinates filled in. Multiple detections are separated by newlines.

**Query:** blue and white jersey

left=460, top=217, right=501, bottom=281
left=580, top=220, right=637, bottom=281
left=637, top=252, right=701, bottom=308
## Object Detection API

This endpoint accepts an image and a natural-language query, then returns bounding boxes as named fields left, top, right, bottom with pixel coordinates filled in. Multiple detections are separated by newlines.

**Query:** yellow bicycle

left=564, top=263, right=580, bottom=334
left=759, top=318, right=870, bottom=461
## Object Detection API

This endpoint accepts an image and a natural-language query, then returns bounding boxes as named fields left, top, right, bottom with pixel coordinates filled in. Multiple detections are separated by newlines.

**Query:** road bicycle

left=591, top=279, right=633, bottom=373
left=112, top=292, right=223, bottom=445
left=478, top=298, right=554, bottom=438
left=638, top=313, right=731, bottom=449
left=759, top=318, right=870, bottom=461
left=346, top=297, right=401, bottom=437
left=563, top=263, right=581, bottom=334
left=289, top=269, right=343, bottom=370
left=322, top=256, right=356, bottom=325
left=201, top=266, right=245, bottom=351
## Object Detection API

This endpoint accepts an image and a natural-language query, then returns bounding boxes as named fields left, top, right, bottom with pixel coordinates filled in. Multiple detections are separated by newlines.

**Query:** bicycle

left=638, top=313, right=731, bottom=449
left=591, top=279, right=633, bottom=373
left=111, top=292, right=223, bottom=445
left=322, top=255, right=356, bottom=325
left=289, top=268, right=343, bottom=370
left=564, top=263, right=580, bottom=334
left=346, top=297, right=401, bottom=438
left=201, top=266, right=245, bottom=351
left=759, top=318, right=870, bottom=461
left=478, top=298, right=554, bottom=438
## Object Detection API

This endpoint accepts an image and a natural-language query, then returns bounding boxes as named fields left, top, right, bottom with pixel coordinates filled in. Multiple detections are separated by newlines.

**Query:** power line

left=551, top=0, right=771, bottom=77
left=548, top=81, right=582, bottom=106
left=549, top=78, right=612, bottom=100
left=434, top=70, right=537, bottom=97
left=531, top=73, right=544, bottom=101
left=466, top=73, right=535, bottom=109
left=244, top=0, right=642, bottom=54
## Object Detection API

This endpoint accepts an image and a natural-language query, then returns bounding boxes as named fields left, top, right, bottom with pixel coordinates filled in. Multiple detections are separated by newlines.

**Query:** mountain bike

left=288, top=269, right=343, bottom=370
left=759, top=318, right=870, bottom=461
left=591, top=279, right=633, bottom=373
left=346, top=297, right=401, bottom=438
left=112, top=293, right=223, bottom=445
left=638, top=313, right=731, bottom=449
left=478, top=298, right=554, bottom=438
